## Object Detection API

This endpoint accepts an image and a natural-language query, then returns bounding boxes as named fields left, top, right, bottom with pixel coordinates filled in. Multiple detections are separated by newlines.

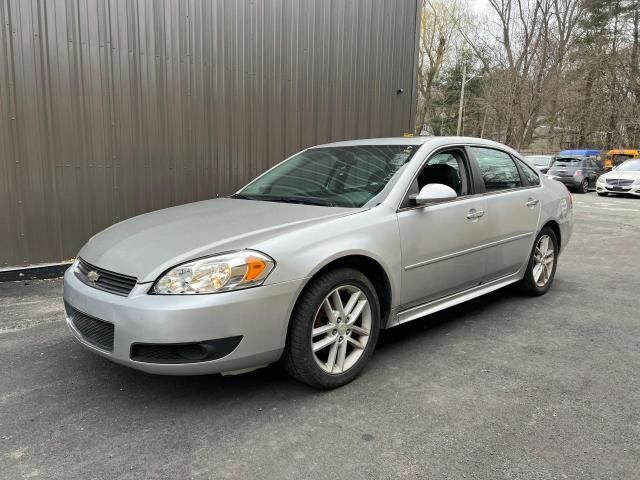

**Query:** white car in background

left=596, top=159, right=640, bottom=196
left=525, top=155, right=555, bottom=174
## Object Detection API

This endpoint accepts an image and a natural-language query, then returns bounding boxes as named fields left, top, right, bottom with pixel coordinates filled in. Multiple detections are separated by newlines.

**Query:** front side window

left=401, top=149, right=469, bottom=208
left=237, top=145, right=419, bottom=208
left=470, top=147, right=523, bottom=192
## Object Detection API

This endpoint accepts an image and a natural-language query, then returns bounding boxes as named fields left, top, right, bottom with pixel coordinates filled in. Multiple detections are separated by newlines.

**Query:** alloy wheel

left=310, top=285, right=372, bottom=374
left=533, top=234, right=555, bottom=287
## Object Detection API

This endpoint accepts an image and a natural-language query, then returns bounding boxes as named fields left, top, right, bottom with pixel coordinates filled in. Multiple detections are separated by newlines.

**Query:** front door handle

left=466, top=209, right=485, bottom=220
left=526, top=198, right=539, bottom=207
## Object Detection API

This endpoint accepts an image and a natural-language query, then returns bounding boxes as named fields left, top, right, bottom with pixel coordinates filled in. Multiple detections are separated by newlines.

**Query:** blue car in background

left=559, top=149, right=601, bottom=158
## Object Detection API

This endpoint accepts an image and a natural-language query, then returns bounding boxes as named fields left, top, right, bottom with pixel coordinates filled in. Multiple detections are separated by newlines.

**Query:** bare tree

left=414, top=0, right=467, bottom=134
left=416, top=0, right=640, bottom=151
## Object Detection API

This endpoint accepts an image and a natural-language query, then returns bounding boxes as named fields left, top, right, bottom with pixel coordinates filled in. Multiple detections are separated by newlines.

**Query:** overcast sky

left=470, top=0, right=491, bottom=15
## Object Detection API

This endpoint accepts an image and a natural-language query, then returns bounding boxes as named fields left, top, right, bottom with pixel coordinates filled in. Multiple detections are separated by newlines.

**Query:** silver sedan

left=63, top=137, right=573, bottom=388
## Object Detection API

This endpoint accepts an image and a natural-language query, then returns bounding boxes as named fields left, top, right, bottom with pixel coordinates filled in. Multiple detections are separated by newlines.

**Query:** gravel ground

left=1, top=191, right=639, bottom=479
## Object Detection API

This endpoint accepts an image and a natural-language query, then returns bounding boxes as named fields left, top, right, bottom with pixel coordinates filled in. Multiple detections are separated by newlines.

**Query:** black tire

left=578, top=179, right=589, bottom=193
left=597, top=192, right=608, bottom=197
left=518, top=226, right=559, bottom=296
left=282, top=268, right=381, bottom=389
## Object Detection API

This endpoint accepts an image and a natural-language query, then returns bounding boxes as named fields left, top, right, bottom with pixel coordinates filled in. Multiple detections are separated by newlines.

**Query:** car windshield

left=235, top=145, right=419, bottom=208
left=616, top=159, right=640, bottom=172
left=527, top=156, right=551, bottom=166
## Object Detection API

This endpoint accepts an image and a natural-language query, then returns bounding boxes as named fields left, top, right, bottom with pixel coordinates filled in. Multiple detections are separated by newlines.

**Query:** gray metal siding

left=0, top=0, right=420, bottom=268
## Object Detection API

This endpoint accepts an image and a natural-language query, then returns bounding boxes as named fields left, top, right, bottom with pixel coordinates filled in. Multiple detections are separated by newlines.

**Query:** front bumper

left=596, top=183, right=640, bottom=195
left=63, top=267, right=305, bottom=375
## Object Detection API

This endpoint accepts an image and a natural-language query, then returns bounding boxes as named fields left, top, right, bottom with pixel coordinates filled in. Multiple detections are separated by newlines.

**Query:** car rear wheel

left=518, top=227, right=558, bottom=296
left=579, top=179, right=589, bottom=193
left=282, top=268, right=380, bottom=389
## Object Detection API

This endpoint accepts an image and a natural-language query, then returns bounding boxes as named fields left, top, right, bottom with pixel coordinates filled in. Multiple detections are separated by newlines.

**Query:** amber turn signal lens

left=245, top=257, right=268, bottom=281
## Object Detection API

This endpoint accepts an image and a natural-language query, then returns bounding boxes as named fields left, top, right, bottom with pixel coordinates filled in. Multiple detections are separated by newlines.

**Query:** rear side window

left=470, top=147, right=523, bottom=191
left=554, top=158, right=581, bottom=166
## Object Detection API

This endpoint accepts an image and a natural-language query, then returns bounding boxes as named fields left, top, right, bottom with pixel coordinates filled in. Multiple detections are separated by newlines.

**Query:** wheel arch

left=290, top=254, right=395, bottom=331
left=541, top=219, right=561, bottom=250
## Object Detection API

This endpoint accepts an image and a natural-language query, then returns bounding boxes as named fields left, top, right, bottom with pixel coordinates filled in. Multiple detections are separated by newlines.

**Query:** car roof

left=607, top=149, right=639, bottom=154
left=311, top=136, right=516, bottom=151
left=560, top=149, right=600, bottom=156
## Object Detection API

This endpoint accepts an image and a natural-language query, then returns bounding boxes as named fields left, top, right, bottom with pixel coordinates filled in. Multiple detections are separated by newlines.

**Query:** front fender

left=256, top=206, right=403, bottom=323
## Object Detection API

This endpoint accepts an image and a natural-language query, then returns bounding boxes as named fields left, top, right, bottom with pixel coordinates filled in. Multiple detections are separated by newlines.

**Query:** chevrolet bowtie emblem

left=87, top=270, right=100, bottom=282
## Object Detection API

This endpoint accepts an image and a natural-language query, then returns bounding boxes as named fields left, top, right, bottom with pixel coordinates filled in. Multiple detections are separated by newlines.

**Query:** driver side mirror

left=411, top=183, right=457, bottom=205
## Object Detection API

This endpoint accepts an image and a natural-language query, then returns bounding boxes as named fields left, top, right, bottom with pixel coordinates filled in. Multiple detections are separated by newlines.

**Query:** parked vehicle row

left=525, top=150, right=640, bottom=197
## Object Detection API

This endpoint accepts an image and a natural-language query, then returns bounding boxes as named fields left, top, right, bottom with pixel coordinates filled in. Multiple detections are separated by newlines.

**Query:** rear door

left=468, top=147, right=541, bottom=282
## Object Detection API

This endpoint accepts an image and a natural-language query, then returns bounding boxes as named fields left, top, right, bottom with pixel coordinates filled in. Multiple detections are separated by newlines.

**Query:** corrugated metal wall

left=0, top=0, right=420, bottom=268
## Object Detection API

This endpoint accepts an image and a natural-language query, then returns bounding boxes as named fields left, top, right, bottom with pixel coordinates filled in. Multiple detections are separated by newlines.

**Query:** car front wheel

left=518, top=227, right=559, bottom=296
left=282, top=268, right=380, bottom=389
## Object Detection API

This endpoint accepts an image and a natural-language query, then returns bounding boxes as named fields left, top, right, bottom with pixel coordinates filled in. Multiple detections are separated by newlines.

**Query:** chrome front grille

left=606, top=178, right=633, bottom=186
left=75, top=258, right=137, bottom=296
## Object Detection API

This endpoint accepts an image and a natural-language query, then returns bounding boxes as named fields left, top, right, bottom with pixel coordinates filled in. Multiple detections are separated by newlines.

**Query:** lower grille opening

left=130, top=336, right=243, bottom=364
left=65, top=302, right=114, bottom=351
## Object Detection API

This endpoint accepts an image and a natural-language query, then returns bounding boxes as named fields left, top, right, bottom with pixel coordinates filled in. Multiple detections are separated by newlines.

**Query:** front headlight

left=152, top=250, right=275, bottom=294
left=633, top=178, right=640, bottom=185
left=597, top=176, right=605, bottom=184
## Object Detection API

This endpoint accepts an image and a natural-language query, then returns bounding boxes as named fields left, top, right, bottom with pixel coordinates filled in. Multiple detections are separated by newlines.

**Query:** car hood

left=78, top=198, right=362, bottom=283
left=601, top=170, right=640, bottom=181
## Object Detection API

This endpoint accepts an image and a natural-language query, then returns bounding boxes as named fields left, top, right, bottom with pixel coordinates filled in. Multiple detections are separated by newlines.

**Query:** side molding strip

left=405, top=232, right=534, bottom=271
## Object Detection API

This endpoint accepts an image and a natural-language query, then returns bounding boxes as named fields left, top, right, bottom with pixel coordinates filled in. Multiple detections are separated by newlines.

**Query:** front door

left=397, top=148, right=488, bottom=310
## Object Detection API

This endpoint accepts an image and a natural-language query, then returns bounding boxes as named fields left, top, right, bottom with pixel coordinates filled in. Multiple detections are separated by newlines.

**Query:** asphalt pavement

left=1, top=192, right=639, bottom=479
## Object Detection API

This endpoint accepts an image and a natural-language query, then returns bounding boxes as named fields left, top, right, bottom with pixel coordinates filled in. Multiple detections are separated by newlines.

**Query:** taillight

left=565, top=184, right=573, bottom=208
left=574, top=169, right=583, bottom=177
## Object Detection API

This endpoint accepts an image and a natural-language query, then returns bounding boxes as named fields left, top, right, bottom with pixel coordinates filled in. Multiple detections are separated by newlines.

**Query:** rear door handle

left=526, top=198, right=539, bottom=207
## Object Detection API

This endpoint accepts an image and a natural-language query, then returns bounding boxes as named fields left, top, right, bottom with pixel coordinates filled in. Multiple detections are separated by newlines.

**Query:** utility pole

left=480, top=104, right=488, bottom=139
left=456, top=62, right=467, bottom=136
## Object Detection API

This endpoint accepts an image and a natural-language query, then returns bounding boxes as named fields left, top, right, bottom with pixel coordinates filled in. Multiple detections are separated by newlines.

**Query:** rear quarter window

left=518, top=159, right=541, bottom=186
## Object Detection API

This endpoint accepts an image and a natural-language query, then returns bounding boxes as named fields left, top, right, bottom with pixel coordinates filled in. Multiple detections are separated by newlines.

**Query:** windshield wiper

left=231, top=193, right=335, bottom=207
left=259, top=196, right=335, bottom=207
